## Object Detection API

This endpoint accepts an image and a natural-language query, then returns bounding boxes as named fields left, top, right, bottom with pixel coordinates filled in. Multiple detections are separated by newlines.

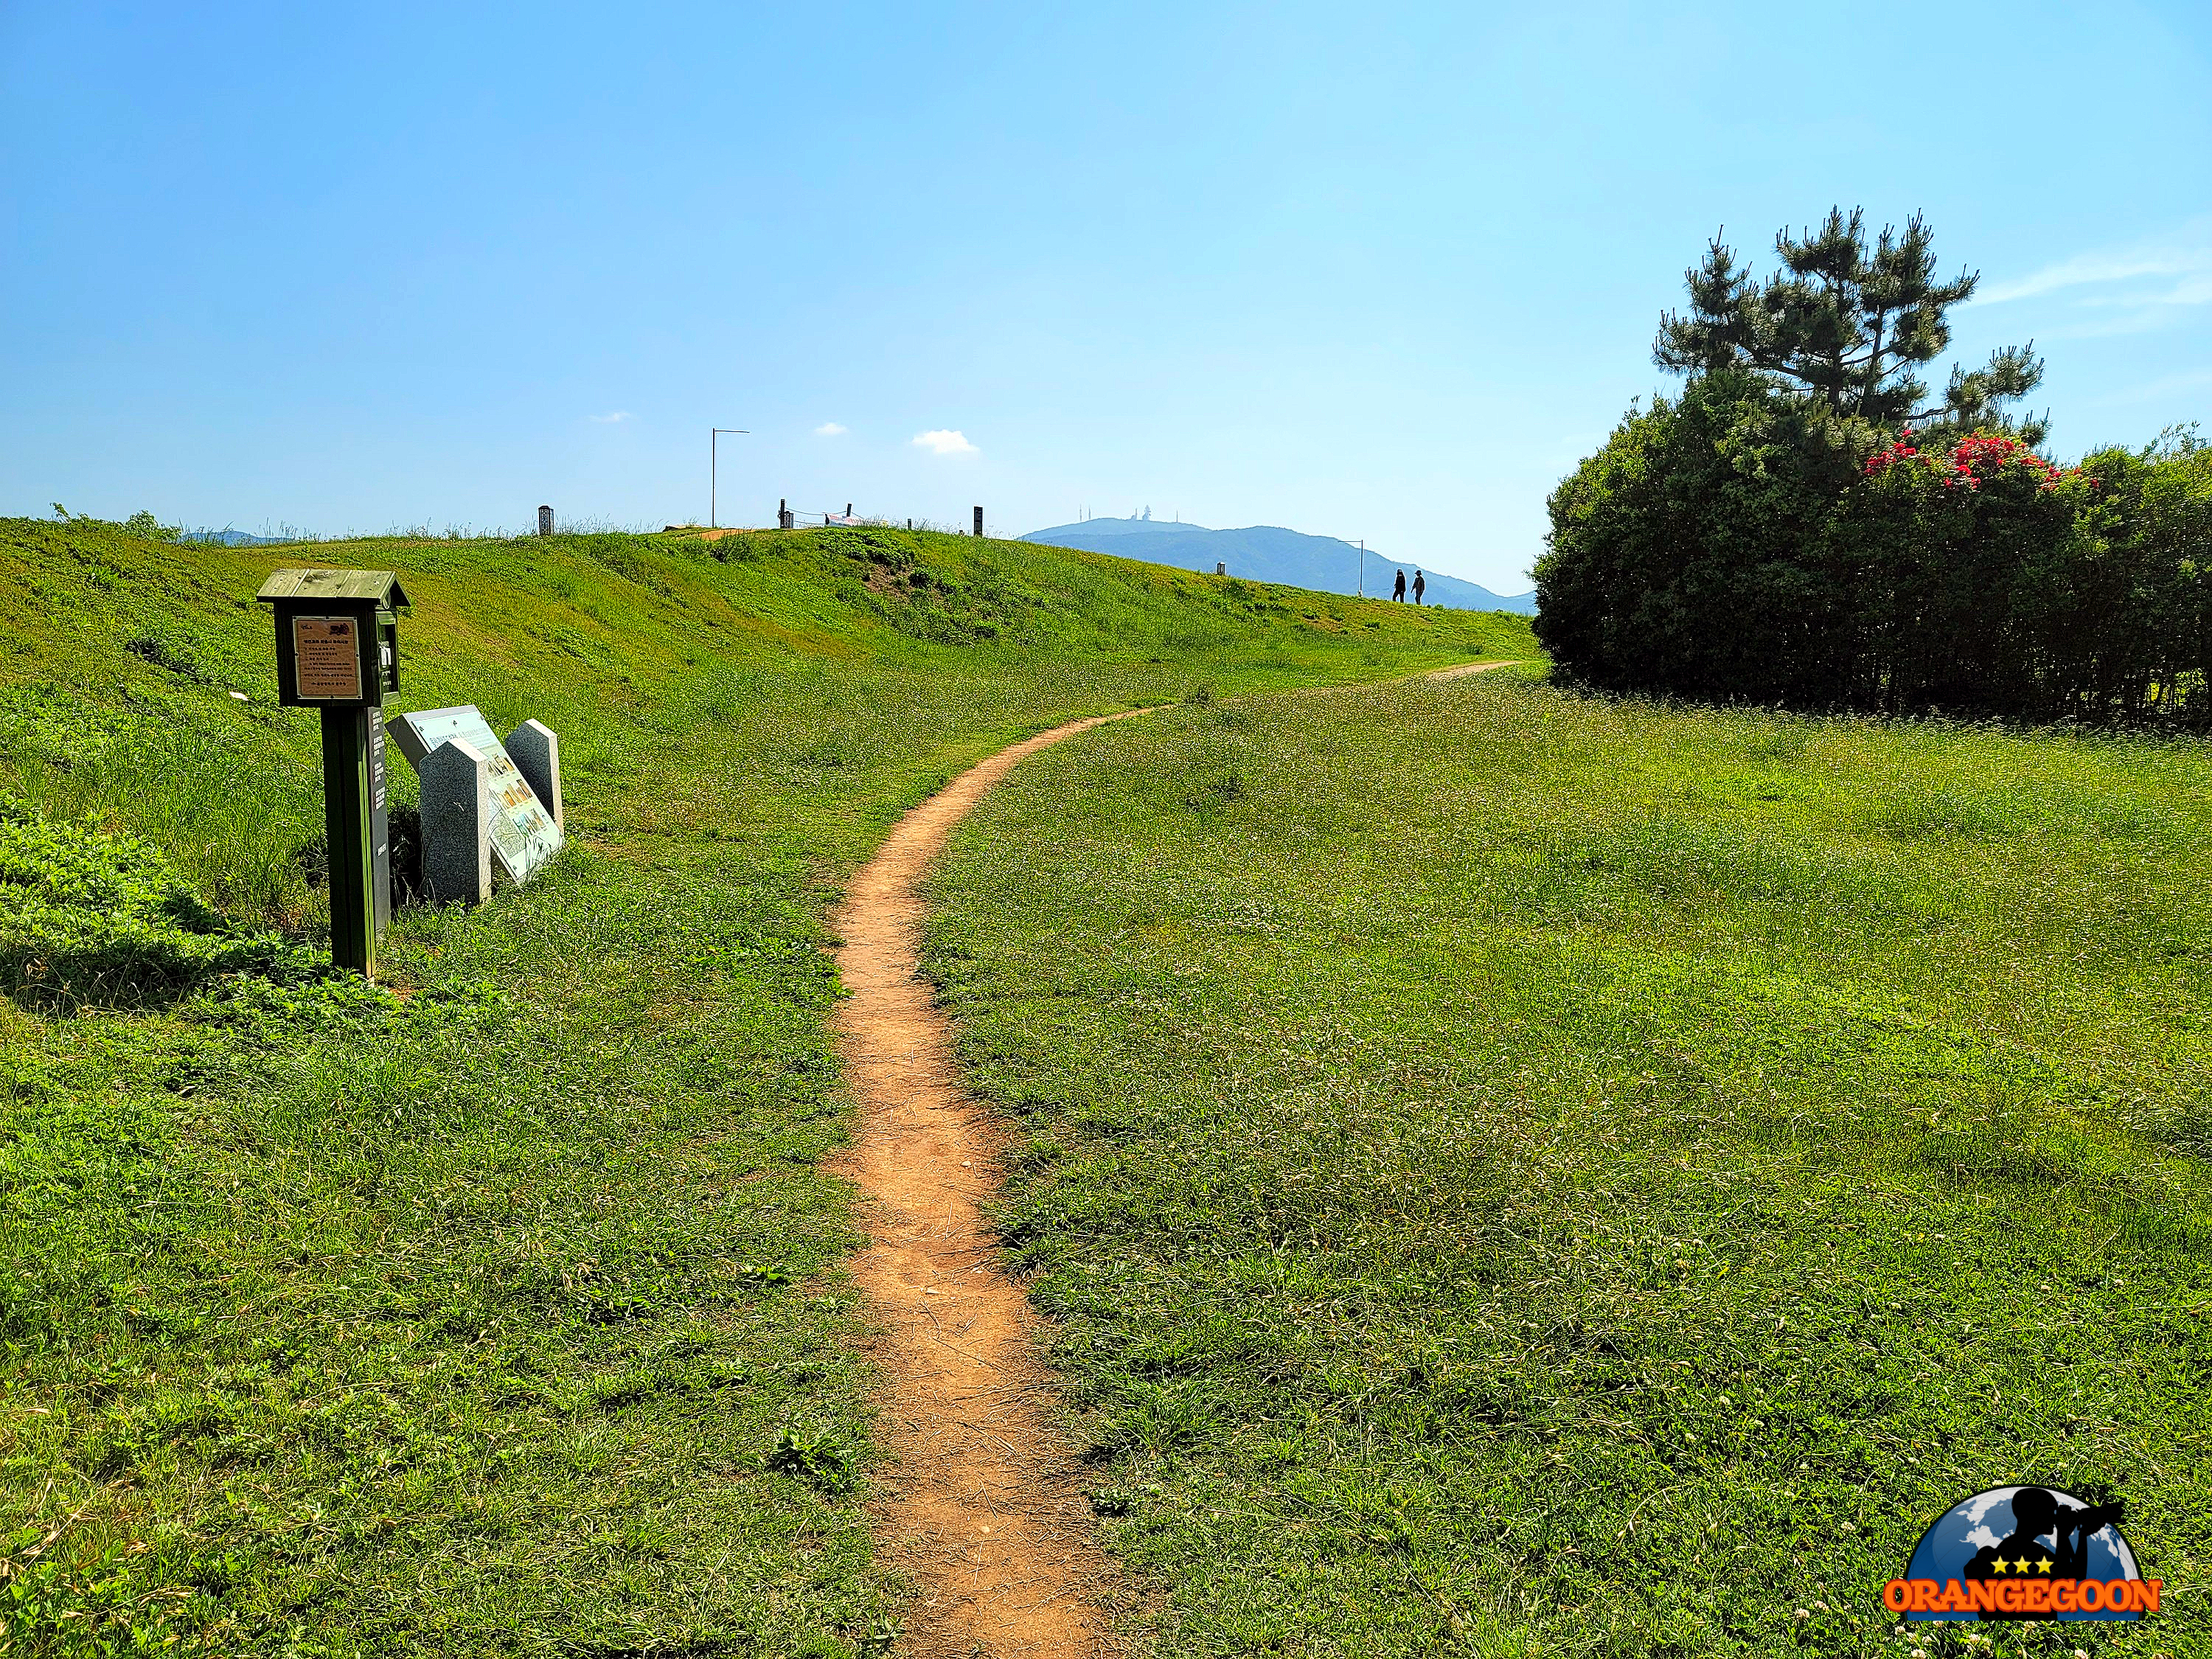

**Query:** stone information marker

left=387, top=706, right=563, bottom=883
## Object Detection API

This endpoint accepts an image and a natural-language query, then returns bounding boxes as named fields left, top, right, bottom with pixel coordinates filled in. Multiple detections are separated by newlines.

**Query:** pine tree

left=1932, top=344, right=2049, bottom=448
left=1655, top=208, right=2043, bottom=437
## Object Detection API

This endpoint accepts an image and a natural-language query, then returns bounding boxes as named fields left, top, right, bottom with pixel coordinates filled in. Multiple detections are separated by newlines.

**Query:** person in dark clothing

left=1964, top=1487, right=2123, bottom=1620
left=1412, top=568, right=1426, bottom=605
left=1392, top=568, right=1407, bottom=602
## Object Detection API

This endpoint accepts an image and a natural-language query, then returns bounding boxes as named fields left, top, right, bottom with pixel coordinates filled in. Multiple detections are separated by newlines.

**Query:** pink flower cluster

left=1863, top=434, right=1924, bottom=478
left=1864, top=429, right=2085, bottom=493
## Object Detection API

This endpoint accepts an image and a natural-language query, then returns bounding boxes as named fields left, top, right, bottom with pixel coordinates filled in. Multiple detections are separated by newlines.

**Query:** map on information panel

left=385, top=705, right=564, bottom=883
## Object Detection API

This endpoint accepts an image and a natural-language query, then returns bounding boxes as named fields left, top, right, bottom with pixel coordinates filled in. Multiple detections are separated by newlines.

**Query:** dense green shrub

left=1833, top=431, right=2100, bottom=716
left=1536, top=380, right=2212, bottom=723
left=1536, top=373, right=1871, bottom=705
left=2062, top=439, right=2212, bottom=717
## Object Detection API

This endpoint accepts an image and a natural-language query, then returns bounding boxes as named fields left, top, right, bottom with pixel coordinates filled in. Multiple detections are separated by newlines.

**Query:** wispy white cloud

left=590, top=411, right=633, bottom=423
left=1971, top=227, right=2212, bottom=336
left=814, top=421, right=848, bottom=437
left=2085, top=367, right=2212, bottom=407
left=912, top=428, right=978, bottom=456
left=1976, top=248, right=2204, bottom=305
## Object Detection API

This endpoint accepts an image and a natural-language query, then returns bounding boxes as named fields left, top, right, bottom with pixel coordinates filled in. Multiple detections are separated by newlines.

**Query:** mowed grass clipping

left=925, top=672, right=2212, bottom=1659
left=0, top=515, right=1531, bottom=1656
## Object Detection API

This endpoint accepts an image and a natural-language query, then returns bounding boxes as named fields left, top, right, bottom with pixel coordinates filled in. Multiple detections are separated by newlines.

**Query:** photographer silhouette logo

left=1884, top=1486, right=2158, bottom=1623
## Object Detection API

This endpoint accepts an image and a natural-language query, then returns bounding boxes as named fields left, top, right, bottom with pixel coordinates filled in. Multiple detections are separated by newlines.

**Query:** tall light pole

left=710, top=427, right=749, bottom=528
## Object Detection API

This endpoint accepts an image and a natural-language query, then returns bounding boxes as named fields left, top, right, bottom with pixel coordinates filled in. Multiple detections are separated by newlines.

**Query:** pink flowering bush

left=1540, top=375, right=2212, bottom=721
left=1864, top=429, right=2085, bottom=493
left=1833, top=428, right=2107, bottom=713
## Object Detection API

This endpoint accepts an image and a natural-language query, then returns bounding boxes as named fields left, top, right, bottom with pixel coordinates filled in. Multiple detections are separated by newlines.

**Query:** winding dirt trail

left=830, top=712, right=1149, bottom=1659
left=827, top=661, right=1516, bottom=1657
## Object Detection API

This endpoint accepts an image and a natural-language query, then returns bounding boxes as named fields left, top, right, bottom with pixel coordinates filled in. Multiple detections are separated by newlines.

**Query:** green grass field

left=0, top=515, right=1529, bottom=1655
left=925, top=671, right=2211, bottom=1658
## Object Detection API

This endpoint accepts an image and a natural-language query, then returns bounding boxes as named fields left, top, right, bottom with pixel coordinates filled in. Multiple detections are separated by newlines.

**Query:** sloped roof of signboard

left=255, top=567, right=411, bottom=609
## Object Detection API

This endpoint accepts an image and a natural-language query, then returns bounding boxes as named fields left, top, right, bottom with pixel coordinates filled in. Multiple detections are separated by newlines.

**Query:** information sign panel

left=293, top=616, right=364, bottom=700
left=386, top=705, right=564, bottom=883
left=369, top=719, right=392, bottom=930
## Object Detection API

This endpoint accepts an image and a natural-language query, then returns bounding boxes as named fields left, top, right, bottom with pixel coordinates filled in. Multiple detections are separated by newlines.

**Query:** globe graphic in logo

left=1903, top=1486, right=2144, bottom=1623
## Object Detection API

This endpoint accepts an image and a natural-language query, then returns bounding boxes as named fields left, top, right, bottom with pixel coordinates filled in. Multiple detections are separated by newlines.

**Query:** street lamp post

left=710, top=427, right=749, bottom=528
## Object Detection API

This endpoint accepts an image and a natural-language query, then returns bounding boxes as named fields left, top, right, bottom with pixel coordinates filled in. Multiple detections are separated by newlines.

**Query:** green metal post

left=260, top=568, right=406, bottom=981
left=319, top=705, right=386, bottom=978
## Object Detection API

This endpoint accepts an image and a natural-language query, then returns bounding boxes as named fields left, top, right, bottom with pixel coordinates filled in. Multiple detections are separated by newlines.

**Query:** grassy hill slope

left=0, top=516, right=1532, bottom=1657
left=927, top=671, right=2211, bottom=1658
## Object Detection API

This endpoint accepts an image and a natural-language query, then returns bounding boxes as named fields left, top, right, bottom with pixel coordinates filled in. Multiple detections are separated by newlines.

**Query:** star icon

left=1992, top=1558, right=2011, bottom=1574
left=2035, top=1559, right=2053, bottom=1575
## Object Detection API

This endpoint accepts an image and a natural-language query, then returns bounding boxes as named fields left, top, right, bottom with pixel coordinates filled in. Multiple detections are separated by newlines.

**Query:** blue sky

left=4, top=1, right=2209, bottom=590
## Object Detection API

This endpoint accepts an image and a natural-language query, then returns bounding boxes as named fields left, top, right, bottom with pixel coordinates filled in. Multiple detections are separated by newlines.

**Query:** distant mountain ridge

left=1018, top=516, right=1534, bottom=613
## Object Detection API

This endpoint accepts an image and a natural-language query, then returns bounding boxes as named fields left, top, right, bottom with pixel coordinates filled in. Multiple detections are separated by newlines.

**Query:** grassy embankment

left=0, top=514, right=1531, bottom=1657
left=926, top=669, right=2211, bottom=1659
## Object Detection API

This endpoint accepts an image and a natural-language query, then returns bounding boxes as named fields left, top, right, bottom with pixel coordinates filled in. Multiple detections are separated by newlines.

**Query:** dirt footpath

left=830, top=712, right=1148, bottom=1659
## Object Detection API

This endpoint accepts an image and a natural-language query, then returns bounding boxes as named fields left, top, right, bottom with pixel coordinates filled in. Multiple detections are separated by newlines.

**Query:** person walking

left=1412, top=568, right=1426, bottom=605
left=1392, top=568, right=1407, bottom=602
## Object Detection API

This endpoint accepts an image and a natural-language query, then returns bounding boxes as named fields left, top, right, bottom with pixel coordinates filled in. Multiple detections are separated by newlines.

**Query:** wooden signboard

left=292, top=616, right=364, bottom=700
left=257, top=568, right=410, bottom=977
left=386, top=705, right=564, bottom=883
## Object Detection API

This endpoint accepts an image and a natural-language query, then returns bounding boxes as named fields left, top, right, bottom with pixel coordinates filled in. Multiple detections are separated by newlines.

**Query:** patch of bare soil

left=1425, top=658, right=1520, bottom=680
left=829, top=713, right=1150, bottom=1659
